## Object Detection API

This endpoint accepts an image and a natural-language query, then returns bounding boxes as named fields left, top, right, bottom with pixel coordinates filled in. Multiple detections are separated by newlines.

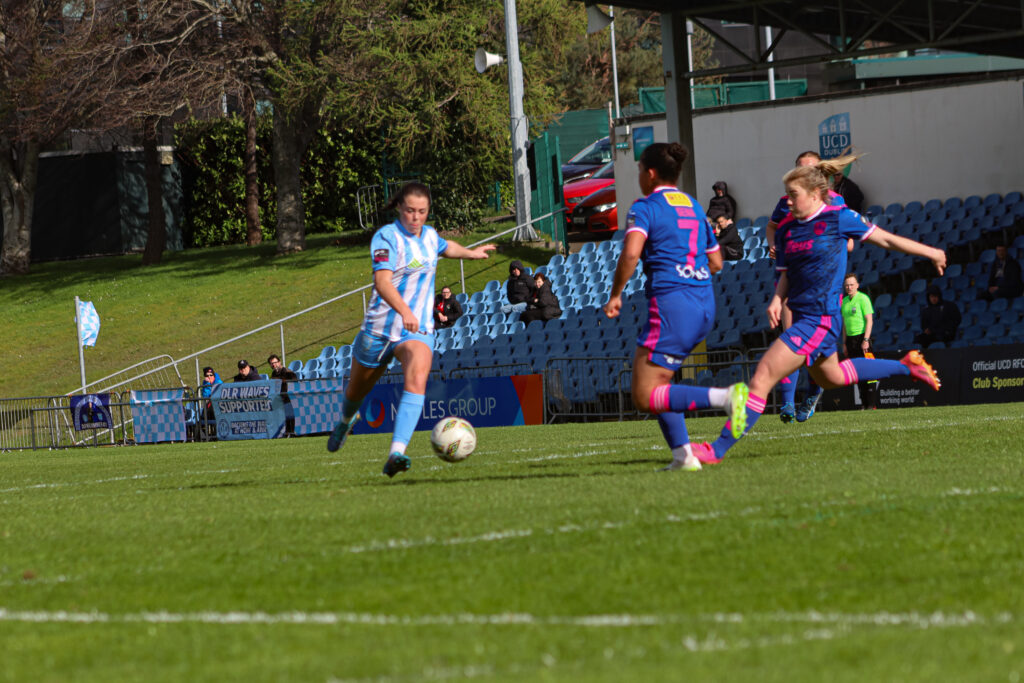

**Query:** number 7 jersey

left=624, top=185, right=720, bottom=298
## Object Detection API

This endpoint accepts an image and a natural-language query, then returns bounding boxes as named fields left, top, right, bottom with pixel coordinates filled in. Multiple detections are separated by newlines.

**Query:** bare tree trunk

left=272, top=106, right=306, bottom=254
left=141, top=120, right=167, bottom=266
left=244, top=96, right=262, bottom=246
left=0, top=138, right=40, bottom=275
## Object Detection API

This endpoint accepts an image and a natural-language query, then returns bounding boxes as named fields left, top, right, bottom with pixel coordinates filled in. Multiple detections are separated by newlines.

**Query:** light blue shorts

left=352, top=329, right=434, bottom=369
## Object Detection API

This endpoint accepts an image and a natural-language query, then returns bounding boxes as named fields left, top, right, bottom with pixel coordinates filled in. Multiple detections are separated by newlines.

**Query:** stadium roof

left=575, top=1, right=1024, bottom=79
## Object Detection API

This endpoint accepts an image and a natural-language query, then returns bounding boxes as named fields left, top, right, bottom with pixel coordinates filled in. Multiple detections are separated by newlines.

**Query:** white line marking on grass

left=0, top=607, right=1010, bottom=630
left=0, top=468, right=244, bottom=496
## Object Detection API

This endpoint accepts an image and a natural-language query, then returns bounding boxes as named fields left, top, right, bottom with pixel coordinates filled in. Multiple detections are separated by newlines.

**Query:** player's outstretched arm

left=865, top=228, right=946, bottom=275
left=443, top=243, right=497, bottom=260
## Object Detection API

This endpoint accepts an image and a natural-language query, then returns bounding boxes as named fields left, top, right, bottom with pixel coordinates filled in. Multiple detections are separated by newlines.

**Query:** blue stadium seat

left=904, top=200, right=924, bottom=214
left=874, top=293, right=892, bottom=310
left=989, top=298, right=1010, bottom=314
left=288, top=359, right=302, bottom=372
left=865, top=204, right=884, bottom=218
left=304, top=358, right=320, bottom=374
left=1004, top=191, right=1023, bottom=204
left=923, top=198, right=943, bottom=215
left=964, top=195, right=983, bottom=209
left=983, top=193, right=1002, bottom=207
left=318, top=346, right=336, bottom=360
left=753, top=216, right=769, bottom=228
left=908, top=279, right=928, bottom=296
left=884, top=202, right=903, bottom=216
left=455, top=292, right=468, bottom=305
left=979, top=249, right=997, bottom=267
left=943, top=197, right=963, bottom=211
left=736, top=217, right=752, bottom=229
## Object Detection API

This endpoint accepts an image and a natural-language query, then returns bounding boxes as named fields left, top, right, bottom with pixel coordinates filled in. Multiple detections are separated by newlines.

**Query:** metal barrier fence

left=3, top=348, right=784, bottom=450
left=0, top=392, right=135, bottom=451
left=72, top=355, right=185, bottom=395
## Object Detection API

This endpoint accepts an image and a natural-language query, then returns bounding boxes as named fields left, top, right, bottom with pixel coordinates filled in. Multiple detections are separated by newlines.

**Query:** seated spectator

left=520, top=272, right=562, bottom=326
left=708, top=181, right=737, bottom=221
left=980, top=244, right=1023, bottom=301
left=832, top=173, right=865, bottom=213
left=268, top=354, right=297, bottom=385
left=233, top=359, right=260, bottom=382
left=915, top=284, right=961, bottom=347
left=710, top=212, right=744, bottom=261
left=268, top=353, right=297, bottom=436
left=502, top=260, right=533, bottom=315
left=200, top=366, right=222, bottom=419
left=433, top=286, right=463, bottom=329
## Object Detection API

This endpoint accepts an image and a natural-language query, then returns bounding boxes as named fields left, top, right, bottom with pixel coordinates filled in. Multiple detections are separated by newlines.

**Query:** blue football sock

left=711, top=392, right=766, bottom=459
left=841, top=357, right=910, bottom=384
left=391, top=390, right=425, bottom=449
left=779, top=369, right=799, bottom=404
left=657, top=412, right=689, bottom=449
left=341, top=395, right=362, bottom=423
left=649, top=384, right=712, bottom=413
left=805, top=378, right=823, bottom=399
left=670, top=385, right=712, bottom=412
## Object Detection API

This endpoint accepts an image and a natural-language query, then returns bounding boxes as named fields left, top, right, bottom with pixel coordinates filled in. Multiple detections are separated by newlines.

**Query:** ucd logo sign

left=818, top=113, right=851, bottom=159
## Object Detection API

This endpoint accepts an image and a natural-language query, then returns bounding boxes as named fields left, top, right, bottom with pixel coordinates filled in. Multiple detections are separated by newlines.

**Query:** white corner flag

left=78, top=300, right=100, bottom=347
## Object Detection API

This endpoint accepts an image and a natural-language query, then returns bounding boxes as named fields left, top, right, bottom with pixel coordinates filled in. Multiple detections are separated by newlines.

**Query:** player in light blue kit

left=326, top=182, right=495, bottom=477
left=604, top=142, right=749, bottom=472
left=692, top=154, right=945, bottom=465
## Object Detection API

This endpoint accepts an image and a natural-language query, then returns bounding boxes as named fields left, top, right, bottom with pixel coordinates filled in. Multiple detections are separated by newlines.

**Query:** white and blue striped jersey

left=362, top=220, right=449, bottom=340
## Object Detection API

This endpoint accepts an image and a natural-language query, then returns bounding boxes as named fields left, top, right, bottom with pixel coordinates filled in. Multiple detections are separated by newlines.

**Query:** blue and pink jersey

left=774, top=205, right=876, bottom=317
left=624, top=185, right=719, bottom=298
left=770, top=190, right=845, bottom=224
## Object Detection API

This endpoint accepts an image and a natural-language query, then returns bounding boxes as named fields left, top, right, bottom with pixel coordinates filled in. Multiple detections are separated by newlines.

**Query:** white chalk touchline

left=0, top=607, right=1010, bottom=629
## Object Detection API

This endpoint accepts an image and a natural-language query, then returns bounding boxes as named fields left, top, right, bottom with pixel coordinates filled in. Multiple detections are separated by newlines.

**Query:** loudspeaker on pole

left=474, top=48, right=504, bottom=73
left=586, top=5, right=613, bottom=34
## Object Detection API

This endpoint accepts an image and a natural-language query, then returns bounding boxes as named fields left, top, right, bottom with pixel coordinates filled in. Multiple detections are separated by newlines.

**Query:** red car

left=569, top=184, right=617, bottom=234
left=562, top=162, right=614, bottom=227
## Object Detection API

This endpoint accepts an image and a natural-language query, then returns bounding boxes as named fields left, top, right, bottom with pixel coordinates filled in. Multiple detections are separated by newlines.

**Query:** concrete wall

left=614, top=75, right=1024, bottom=229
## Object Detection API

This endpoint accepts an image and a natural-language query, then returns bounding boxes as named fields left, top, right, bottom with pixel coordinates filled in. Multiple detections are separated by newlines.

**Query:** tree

left=559, top=8, right=718, bottom=111
left=0, top=1, right=229, bottom=273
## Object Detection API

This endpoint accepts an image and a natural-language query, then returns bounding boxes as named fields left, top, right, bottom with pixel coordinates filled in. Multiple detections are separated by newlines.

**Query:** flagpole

left=74, top=296, right=87, bottom=395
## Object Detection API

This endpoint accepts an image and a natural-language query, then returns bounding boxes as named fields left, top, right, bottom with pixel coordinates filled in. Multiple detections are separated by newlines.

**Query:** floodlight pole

left=504, top=0, right=536, bottom=241
left=609, top=6, right=621, bottom=118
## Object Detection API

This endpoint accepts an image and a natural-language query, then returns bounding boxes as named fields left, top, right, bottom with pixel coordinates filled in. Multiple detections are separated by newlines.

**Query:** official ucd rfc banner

left=209, top=380, right=287, bottom=440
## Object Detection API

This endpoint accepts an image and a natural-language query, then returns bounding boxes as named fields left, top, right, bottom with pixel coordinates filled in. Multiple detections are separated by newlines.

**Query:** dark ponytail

left=639, top=142, right=689, bottom=185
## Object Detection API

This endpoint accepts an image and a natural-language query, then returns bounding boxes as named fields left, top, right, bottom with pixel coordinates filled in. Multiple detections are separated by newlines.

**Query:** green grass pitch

left=2, top=403, right=1023, bottom=681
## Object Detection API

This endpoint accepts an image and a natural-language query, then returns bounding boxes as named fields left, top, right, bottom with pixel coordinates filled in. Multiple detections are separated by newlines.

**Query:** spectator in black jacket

left=708, top=181, right=737, bottom=221
left=832, top=173, right=865, bottom=213
left=915, top=285, right=961, bottom=347
left=520, top=273, right=562, bottom=326
left=233, top=359, right=261, bottom=382
left=433, top=286, right=463, bottom=329
left=710, top=213, right=744, bottom=261
left=980, top=244, right=1023, bottom=301
left=502, top=260, right=533, bottom=315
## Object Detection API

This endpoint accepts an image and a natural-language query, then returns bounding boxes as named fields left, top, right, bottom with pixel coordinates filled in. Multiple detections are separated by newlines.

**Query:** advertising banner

left=210, top=380, right=287, bottom=440
left=69, top=393, right=113, bottom=431
left=352, top=375, right=544, bottom=436
left=130, top=388, right=187, bottom=444
left=288, top=378, right=348, bottom=436
left=957, top=344, right=1024, bottom=404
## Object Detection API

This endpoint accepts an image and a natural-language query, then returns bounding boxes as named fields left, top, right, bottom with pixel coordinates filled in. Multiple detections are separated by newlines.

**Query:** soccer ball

left=430, top=416, right=476, bottom=463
